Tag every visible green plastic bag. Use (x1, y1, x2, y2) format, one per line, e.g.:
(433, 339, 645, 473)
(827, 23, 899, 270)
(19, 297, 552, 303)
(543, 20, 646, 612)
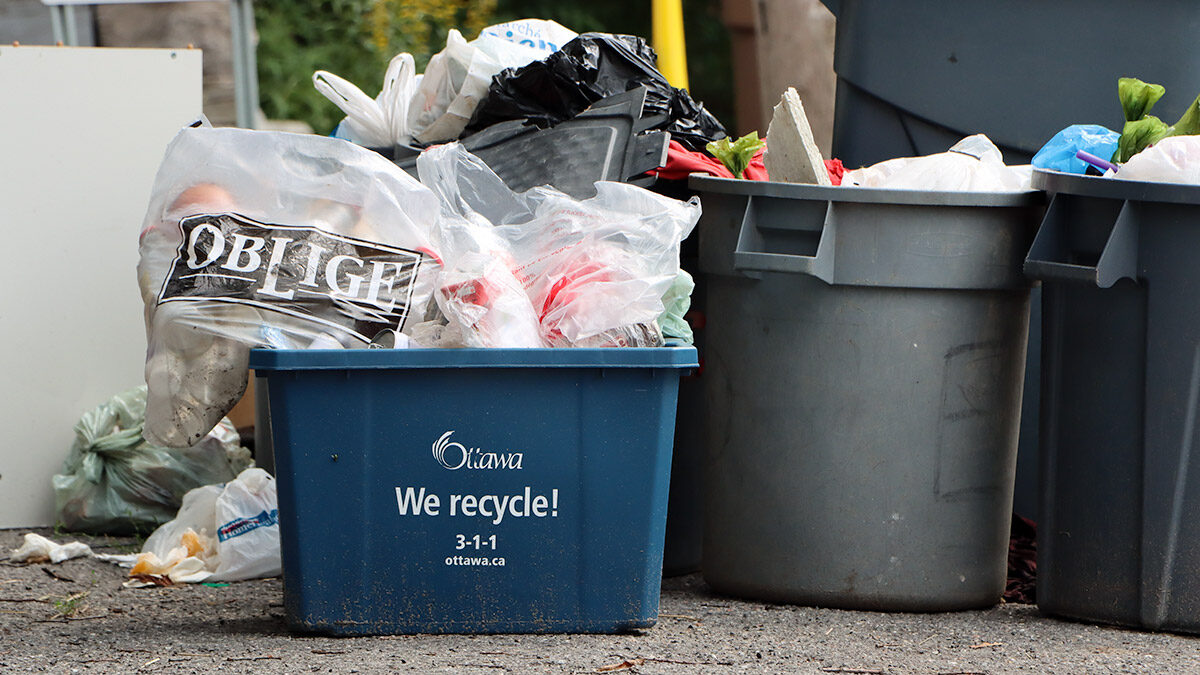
(658, 269, 695, 344)
(53, 386, 252, 535)
(707, 132, 766, 179)
(1114, 77, 1200, 163)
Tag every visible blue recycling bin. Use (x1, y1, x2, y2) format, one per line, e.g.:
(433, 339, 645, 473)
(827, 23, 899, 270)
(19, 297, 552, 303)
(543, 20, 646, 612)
(250, 346, 696, 635)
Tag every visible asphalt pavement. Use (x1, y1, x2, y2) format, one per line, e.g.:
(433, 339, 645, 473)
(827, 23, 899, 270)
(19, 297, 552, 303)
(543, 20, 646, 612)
(2, 528, 1198, 674)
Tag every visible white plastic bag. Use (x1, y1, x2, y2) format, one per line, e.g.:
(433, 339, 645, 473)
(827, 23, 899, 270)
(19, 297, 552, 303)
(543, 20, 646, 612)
(416, 143, 701, 347)
(315, 52, 419, 147)
(137, 124, 443, 447)
(843, 135, 1033, 191)
(407, 29, 549, 144)
(130, 467, 280, 584)
(479, 18, 576, 54)
(211, 467, 280, 580)
(1110, 135, 1200, 185)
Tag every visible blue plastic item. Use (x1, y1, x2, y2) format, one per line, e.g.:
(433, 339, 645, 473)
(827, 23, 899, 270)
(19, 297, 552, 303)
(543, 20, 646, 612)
(1032, 125, 1120, 175)
(249, 346, 696, 635)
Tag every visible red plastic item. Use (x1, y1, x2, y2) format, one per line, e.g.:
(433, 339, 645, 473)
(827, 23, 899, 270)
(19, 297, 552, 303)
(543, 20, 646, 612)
(650, 140, 843, 185)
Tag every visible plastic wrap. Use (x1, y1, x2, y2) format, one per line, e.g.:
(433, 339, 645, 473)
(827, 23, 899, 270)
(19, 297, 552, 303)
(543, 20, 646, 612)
(1110, 135, 1200, 185)
(137, 125, 442, 446)
(408, 29, 558, 144)
(843, 135, 1032, 191)
(417, 143, 701, 348)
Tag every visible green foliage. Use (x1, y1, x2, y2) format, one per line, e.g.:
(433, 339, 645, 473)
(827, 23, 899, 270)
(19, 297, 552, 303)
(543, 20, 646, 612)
(491, 0, 648, 34)
(677, 0, 735, 132)
(255, 0, 496, 135)
(52, 592, 88, 618)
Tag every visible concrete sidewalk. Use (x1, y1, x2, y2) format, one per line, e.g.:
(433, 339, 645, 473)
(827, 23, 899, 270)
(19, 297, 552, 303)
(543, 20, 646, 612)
(2, 528, 1197, 674)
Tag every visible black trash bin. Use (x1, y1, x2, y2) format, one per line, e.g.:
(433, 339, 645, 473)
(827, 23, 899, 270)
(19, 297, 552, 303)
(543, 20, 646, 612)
(820, 0, 1200, 167)
(1027, 168, 1200, 634)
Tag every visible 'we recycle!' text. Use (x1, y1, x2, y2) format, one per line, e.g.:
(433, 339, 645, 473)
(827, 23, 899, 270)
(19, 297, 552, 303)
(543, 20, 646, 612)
(395, 487, 560, 525)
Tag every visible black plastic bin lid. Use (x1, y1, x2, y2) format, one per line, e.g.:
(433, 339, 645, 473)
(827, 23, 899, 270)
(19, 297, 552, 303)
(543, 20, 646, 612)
(393, 88, 669, 199)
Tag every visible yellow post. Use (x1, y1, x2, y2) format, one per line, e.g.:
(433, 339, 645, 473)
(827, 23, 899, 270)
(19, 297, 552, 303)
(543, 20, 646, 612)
(652, 0, 689, 90)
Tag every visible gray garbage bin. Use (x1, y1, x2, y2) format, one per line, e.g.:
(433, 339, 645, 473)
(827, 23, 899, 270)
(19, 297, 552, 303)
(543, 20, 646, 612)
(693, 175, 1043, 610)
(1028, 169, 1200, 634)
(820, 0, 1200, 168)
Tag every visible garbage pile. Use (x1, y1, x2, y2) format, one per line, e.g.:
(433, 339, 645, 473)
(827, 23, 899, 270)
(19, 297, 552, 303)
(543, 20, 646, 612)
(118, 467, 281, 586)
(137, 125, 701, 448)
(137, 19, 741, 450)
(316, 19, 727, 196)
(651, 85, 1034, 192)
(1032, 77, 1200, 184)
(13, 468, 282, 586)
(53, 386, 250, 535)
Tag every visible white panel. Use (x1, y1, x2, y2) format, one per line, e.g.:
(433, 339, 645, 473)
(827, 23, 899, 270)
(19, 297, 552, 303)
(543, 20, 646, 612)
(0, 46, 203, 527)
(42, 1, 223, 6)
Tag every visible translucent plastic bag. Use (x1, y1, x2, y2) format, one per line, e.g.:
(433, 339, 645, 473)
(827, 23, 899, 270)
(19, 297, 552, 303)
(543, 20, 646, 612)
(843, 135, 1033, 191)
(137, 125, 443, 447)
(52, 386, 251, 535)
(315, 52, 419, 147)
(129, 467, 280, 583)
(1110, 135, 1200, 185)
(658, 270, 695, 344)
(407, 29, 551, 144)
(435, 250, 546, 348)
(416, 143, 701, 347)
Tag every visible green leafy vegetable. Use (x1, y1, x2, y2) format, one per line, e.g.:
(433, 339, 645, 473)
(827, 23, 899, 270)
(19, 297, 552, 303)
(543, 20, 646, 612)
(1118, 77, 1165, 122)
(707, 131, 765, 178)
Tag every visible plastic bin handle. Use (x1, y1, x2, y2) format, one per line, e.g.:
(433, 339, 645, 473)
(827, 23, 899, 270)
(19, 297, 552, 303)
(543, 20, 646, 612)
(732, 195, 835, 283)
(1024, 196, 1139, 288)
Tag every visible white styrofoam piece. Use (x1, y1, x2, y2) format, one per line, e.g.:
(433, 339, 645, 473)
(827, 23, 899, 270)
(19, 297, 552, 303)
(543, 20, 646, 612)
(0, 46, 202, 527)
(765, 87, 832, 186)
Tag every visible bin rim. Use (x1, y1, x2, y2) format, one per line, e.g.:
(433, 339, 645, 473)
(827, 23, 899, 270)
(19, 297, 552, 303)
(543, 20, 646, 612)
(1032, 168, 1200, 206)
(249, 346, 699, 371)
(688, 174, 1044, 207)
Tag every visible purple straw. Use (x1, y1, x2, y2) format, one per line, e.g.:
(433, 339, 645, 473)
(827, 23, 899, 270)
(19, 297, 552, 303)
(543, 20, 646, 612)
(1076, 149, 1119, 173)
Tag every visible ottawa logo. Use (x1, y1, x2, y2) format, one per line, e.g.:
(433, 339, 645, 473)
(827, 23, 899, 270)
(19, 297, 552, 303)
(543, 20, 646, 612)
(432, 431, 524, 471)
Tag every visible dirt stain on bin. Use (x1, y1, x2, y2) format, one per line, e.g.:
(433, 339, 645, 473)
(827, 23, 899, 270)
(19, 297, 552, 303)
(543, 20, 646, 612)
(935, 340, 1007, 501)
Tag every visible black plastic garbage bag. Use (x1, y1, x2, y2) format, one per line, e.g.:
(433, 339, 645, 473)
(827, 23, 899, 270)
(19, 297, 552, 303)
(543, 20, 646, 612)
(464, 32, 727, 153)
